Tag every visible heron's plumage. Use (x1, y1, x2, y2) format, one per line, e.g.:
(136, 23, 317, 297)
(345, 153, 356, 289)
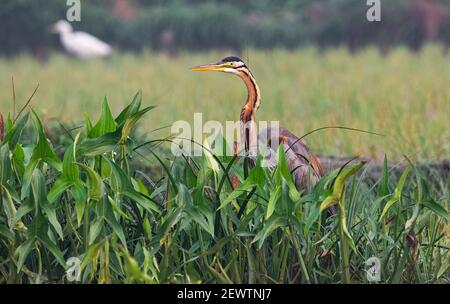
(192, 56, 324, 190)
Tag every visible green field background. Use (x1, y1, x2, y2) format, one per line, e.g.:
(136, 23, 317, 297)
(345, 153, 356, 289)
(1, 45, 449, 160)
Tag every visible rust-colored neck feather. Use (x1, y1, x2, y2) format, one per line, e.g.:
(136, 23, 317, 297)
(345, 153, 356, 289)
(238, 68, 260, 152)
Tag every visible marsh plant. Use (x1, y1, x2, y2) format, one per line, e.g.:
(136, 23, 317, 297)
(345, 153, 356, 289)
(0, 92, 448, 284)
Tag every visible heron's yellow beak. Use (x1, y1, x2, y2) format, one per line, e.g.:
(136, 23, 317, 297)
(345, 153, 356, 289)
(191, 63, 226, 72)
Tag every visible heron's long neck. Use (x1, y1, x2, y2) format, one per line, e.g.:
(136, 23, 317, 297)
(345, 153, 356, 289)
(238, 69, 261, 153)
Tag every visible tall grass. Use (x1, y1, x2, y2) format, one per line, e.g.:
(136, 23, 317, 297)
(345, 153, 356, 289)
(0, 93, 448, 283)
(0, 46, 449, 160)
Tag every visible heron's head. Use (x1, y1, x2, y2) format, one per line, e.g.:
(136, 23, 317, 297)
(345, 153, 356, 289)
(191, 56, 248, 76)
(50, 20, 73, 34)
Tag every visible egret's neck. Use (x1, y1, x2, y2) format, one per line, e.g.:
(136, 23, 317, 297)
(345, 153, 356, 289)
(238, 69, 261, 153)
(58, 29, 73, 37)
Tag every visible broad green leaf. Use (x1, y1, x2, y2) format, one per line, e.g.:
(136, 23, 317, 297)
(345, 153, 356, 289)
(107, 196, 133, 221)
(252, 216, 288, 249)
(159, 207, 183, 245)
(72, 182, 87, 226)
(0, 144, 11, 185)
(3, 112, 29, 149)
(0, 225, 14, 242)
(16, 237, 35, 272)
(275, 146, 300, 202)
(422, 199, 449, 221)
(32, 170, 63, 239)
(104, 201, 127, 245)
(115, 90, 142, 126)
(77, 164, 104, 201)
(219, 178, 254, 209)
(62, 139, 80, 182)
(106, 159, 160, 213)
(320, 196, 338, 213)
(202, 139, 220, 174)
(2, 185, 20, 229)
(20, 158, 40, 199)
(119, 106, 155, 144)
(21, 110, 61, 199)
(118, 245, 153, 283)
(304, 203, 320, 235)
(12, 144, 25, 178)
(88, 98, 117, 138)
(77, 131, 120, 156)
(29, 109, 61, 169)
(47, 179, 73, 204)
(266, 186, 281, 219)
(38, 233, 66, 267)
(89, 218, 103, 245)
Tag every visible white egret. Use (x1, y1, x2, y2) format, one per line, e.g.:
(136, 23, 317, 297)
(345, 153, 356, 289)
(50, 20, 112, 59)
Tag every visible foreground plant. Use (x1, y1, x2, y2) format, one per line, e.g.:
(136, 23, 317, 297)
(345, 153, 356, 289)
(0, 92, 448, 284)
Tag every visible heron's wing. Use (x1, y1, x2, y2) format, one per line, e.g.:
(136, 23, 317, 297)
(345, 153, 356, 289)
(259, 126, 323, 189)
(310, 153, 325, 177)
(63, 32, 112, 58)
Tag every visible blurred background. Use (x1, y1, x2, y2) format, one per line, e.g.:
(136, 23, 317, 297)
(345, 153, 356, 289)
(2, 0, 450, 56)
(0, 0, 449, 160)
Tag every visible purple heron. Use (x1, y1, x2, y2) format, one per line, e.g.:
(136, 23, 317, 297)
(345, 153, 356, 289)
(192, 56, 324, 190)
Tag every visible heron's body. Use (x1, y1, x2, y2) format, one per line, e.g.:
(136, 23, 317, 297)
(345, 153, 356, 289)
(192, 56, 324, 190)
(51, 20, 112, 59)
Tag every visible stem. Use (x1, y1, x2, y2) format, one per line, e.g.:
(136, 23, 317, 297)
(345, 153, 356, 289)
(289, 227, 310, 284)
(339, 215, 351, 284)
(83, 201, 90, 252)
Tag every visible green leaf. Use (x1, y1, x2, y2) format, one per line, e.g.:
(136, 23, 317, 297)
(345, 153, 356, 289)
(16, 237, 35, 272)
(77, 131, 120, 156)
(12, 144, 25, 178)
(47, 179, 73, 204)
(119, 106, 155, 144)
(88, 97, 117, 138)
(81, 242, 103, 271)
(106, 159, 160, 213)
(107, 196, 133, 221)
(422, 199, 449, 221)
(115, 90, 142, 126)
(202, 139, 220, 174)
(89, 218, 103, 244)
(62, 139, 80, 182)
(2, 185, 20, 229)
(72, 182, 87, 226)
(77, 164, 104, 201)
(275, 146, 300, 202)
(0, 144, 11, 185)
(0, 225, 14, 242)
(159, 207, 183, 244)
(220, 178, 254, 209)
(38, 233, 66, 267)
(123, 191, 160, 214)
(252, 216, 288, 249)
(266, 186, 281, 220)
(29, 109, 61, 169)
(3, 112, 29, 149)
(21, 110, 62, 199)
(21, 158, 40, 199)
(104, 201, 127, 245)
(319, 195, 338, 213)
(32, 170, 63, 239)
(379, 166, 411, 222)
(304, 203, 320, 235)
